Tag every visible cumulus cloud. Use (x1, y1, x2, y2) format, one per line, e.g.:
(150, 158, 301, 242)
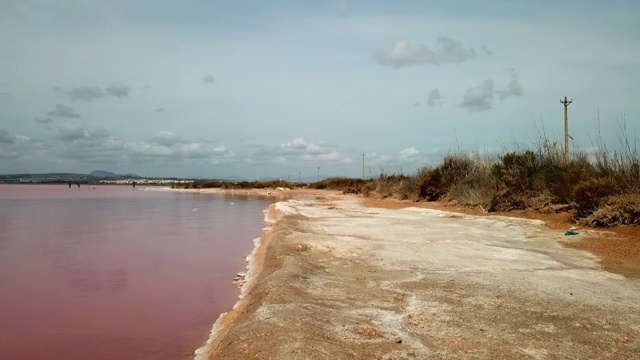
(148, 131, 186, 147)
(0, 125, 236, 169)
(126, 131, 235, 164)
(281, 137, 311, 151)
(459, 79, 494, 112)
(427, 88, 442, 107)
(47, 103, 81, 118)
(498, 71, 524, 100)
(56, 83, 131, 100)
(56, 123, 110, 142)
(369, 147, 442, 175)
(399, 147, 420, 158)
(0, 129, 34, 159)
(34, 117, 53, 124)
(249, 137, 352, 164)
(0, 128, 17, 144)
(373, 37, 486, 68)
(202, 74, 215, 84)
(106, 82, 130, 98)
(66, 86, 106, 100)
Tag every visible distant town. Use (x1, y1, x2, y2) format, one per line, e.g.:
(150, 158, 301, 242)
(0, 170, 193, 185)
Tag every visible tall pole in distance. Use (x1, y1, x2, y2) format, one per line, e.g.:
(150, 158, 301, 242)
(560, 96, 573, 161)
(317, 166, 320, 181)
(361, 153, 366, 179)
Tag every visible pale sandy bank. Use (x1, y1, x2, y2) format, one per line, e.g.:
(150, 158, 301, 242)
(194, 193, 639, 359)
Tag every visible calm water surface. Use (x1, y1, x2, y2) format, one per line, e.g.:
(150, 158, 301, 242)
(0, 185, 273, 360)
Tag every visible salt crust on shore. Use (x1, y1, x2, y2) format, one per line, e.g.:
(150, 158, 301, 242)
(196, 195, 640, 359)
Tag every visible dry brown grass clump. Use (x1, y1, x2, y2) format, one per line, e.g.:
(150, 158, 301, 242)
(578, 194, 640, 227)
(418, 155, 476, 201)
(310, 177, 375, 196)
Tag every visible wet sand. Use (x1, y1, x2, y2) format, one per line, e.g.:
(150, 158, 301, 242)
(192, 190, 640, 359)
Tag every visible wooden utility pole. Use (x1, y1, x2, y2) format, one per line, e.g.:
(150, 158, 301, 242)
(560, 96, 573, 160)
(361, 153, 366, 179)
(317, 166, 320, 181)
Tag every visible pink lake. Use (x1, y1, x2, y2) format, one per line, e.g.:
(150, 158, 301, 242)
(0, 185, 273, 360)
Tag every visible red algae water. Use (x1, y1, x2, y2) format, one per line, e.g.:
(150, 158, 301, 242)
(0, 185, 273, 360)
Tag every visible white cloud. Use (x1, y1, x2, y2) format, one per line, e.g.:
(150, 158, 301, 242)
(459, 80, 494, 112)
(250, 137, 352, 164)
(399, 147, 420, 158)
(281, 137, 309, 150)
(125, 135, 235, 164)
(318, 150, 350, 162)
(56, 123, 110, 142)
(373, 37, 485, 68)
(148, 131, 185, 147)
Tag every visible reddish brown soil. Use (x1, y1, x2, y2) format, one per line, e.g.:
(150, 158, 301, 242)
(360, 196, 640, 279)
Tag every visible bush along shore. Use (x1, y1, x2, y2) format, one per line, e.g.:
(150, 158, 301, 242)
(310, 141, 639, 228)
(173, 179, 297, 191)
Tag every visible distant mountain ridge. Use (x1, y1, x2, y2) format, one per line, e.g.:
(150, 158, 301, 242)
(89, 170, 116, 177)
(89, 170, 141, 178)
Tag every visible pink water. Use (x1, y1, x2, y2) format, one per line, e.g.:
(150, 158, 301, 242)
(0, 185, 273, 360)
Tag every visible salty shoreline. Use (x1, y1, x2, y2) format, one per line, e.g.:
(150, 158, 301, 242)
(168, 188, 640, 359)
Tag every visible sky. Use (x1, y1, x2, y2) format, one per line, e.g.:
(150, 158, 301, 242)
(1, 0, 639, 179)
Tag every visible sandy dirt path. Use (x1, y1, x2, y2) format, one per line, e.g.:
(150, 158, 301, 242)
(201, 195, 640, 359)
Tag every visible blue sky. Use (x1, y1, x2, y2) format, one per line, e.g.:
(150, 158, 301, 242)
(1, 1, 639, 179)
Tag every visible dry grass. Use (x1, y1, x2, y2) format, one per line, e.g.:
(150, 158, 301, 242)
(307, 132, 639, 228)
(578, 194, 640, 227)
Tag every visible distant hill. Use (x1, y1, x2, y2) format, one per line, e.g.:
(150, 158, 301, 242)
(89, 170, 116, 177)
(89, 170, 141, 178)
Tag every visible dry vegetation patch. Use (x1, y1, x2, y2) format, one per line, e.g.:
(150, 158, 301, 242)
(579, 194, 640, 227)
(308, 138, 640, 229)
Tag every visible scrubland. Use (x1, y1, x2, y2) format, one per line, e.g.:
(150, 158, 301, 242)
(311, 135, 639, 228)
